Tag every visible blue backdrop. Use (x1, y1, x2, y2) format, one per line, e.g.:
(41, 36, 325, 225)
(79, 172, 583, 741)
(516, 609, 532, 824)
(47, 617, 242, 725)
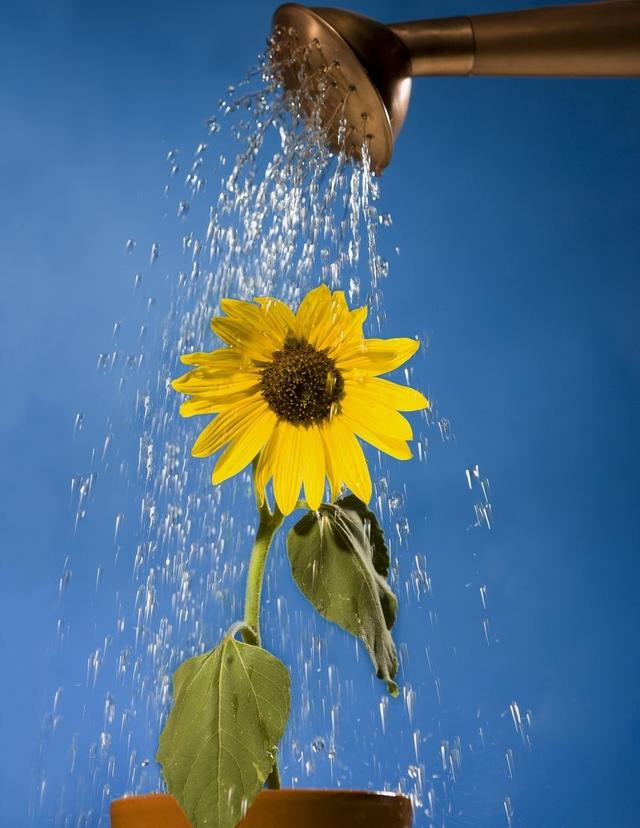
(1, 1, 639, 826)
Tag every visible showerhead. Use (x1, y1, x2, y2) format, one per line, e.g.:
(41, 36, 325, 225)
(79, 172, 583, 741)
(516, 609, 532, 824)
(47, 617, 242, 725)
(271, 1, 640, 174)
(271, 4, 413, 173)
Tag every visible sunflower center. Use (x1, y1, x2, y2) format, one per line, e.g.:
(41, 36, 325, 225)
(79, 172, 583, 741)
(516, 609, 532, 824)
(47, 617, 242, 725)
(260, 339, 344, 425)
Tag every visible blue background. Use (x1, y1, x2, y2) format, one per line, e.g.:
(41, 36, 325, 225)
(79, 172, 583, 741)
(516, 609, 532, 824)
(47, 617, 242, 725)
(1, 0, 639, 825)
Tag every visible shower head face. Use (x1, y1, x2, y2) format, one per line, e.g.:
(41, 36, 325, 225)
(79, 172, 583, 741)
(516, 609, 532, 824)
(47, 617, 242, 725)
(271, 3, 412, 173)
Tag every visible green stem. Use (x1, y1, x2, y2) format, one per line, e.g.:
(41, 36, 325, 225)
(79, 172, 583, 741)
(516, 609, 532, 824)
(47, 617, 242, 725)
(242, 501, 283, 645)
(241, 492, 284, 789)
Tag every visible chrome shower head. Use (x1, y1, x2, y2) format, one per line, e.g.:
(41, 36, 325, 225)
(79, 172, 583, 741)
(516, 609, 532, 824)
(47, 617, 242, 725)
(271, 4, 413, 173)
(271, 1, 640, 174)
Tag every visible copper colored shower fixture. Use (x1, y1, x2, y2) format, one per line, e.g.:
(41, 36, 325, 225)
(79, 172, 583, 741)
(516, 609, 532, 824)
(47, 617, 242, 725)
(271, 1, 640, 172)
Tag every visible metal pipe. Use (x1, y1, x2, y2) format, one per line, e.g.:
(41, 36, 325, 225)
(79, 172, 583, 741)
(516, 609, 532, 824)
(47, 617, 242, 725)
(390, 1, 640, 77)
(271, 2, 640, 172)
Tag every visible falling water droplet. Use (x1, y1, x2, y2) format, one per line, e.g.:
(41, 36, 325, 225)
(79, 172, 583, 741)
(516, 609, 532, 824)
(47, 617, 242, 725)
(466, 465, 480, 488)
(503, 796, 515, 827)
(59, 570, 72, 597)
(389, 492, 402, 510)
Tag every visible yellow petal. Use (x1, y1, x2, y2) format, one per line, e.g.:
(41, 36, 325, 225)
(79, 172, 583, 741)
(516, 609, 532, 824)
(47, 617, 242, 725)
(331, 290, 349, 314)
(358, 377, 429, 411)
(340, 402, 412, 460)
(271, 422, 304, 514)
(211, 317, 276, 363)
(179, 398, 226, 417)
(254, 296, 299, 341)
(179, 349, 246, 369)
(219, 297, 264, 323)
(254, 426, 278, 498)
(301, 426, 326, 510)
(219, 298, 287, 349)
(212, 408, 277, 484)
(191, 394, 267, 458)
(344, 305, 369, 339)
(336, 337, 420, 375)
(322, 416, 372, 504)
(296, 284, 331, 333)
(318, 421, 341, 501)
(171, 368, 260, 397)
(319, 307, 369, 361)
(341, 391, 413, 440)
(256, 421, 304, 514)
(307, 291, 351, 352)
(373, 436, 412, 460)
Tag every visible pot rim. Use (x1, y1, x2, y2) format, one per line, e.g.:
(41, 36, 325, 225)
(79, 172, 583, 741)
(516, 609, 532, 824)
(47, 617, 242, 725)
(113, 788, 410, 801)
(252, 789, 409, 799)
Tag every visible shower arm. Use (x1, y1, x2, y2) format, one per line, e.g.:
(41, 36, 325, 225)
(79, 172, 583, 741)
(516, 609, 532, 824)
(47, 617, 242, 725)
(388, 0, 640, 76)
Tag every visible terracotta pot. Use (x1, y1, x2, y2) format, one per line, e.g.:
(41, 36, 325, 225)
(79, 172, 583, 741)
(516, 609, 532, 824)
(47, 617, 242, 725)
(110, 789, 413, 827)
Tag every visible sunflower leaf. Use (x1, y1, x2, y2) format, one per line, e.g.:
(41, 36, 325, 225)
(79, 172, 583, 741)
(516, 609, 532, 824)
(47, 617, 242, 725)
(157, 636, 291, 828)
(287, 494, 399, 696)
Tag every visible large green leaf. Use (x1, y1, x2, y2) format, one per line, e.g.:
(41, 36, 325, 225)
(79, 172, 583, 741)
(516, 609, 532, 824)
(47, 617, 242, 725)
(157, 636, 290, 828)
(287, 494, 399, 695)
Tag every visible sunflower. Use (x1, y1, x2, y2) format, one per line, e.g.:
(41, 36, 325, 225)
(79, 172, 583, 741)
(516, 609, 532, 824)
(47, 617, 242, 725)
(172, 285, 429, 514)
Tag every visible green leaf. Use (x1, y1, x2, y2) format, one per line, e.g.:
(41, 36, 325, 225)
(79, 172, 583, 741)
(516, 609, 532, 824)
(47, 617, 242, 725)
(157, 637, 291, 828)
(287, 494, 399, 696)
